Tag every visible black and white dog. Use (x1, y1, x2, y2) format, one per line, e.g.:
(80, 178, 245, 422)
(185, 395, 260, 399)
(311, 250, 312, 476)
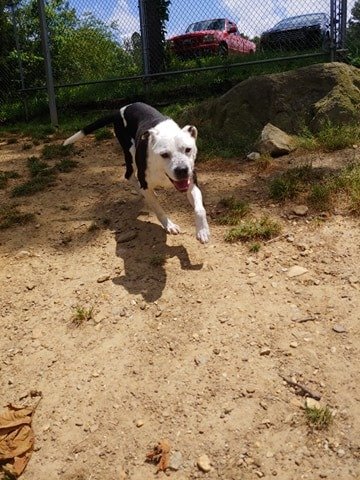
(64, 102, 210, 243)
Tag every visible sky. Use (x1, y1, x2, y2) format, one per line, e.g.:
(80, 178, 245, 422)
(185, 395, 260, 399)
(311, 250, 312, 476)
(71, 0, 357, 40)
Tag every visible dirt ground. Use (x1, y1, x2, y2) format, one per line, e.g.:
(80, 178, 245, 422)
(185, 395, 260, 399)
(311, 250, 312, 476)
(0, 134, 359, 480)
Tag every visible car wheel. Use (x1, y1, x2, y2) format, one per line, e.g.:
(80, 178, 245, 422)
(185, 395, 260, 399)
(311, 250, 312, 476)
(218, 42, 228, 57)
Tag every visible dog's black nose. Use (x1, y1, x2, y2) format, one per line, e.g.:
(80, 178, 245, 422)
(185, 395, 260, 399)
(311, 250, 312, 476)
(174, 166, 189, 179)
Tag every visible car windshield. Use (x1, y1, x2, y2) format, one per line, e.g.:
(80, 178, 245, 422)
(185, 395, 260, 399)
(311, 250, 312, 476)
(272, 13, 327, 30)
(186, 19, 225, 33)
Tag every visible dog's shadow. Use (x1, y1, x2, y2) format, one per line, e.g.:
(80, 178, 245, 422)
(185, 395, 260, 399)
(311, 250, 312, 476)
(112, 216, 203, 302)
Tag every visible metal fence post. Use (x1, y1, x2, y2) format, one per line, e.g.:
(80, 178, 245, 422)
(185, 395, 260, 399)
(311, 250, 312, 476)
(339, 0, 347, 50)
(329, 0, 337, 61)
(37, 0, 58, 127)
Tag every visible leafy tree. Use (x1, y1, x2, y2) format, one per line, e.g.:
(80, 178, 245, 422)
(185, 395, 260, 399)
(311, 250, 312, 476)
(0, 1, 16, 99)
(347, 0, 360, 66)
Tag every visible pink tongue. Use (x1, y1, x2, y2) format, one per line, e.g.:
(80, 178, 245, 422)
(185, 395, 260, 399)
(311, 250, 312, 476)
(173, 178, 190, 192)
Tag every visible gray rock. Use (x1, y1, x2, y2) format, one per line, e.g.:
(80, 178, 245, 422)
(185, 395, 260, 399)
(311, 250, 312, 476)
(255, 123, 296, 157)
(292, 205, 309, 216)
(287, 266, 308, 278)
(332, 324, 347, 333)
(169, 451, 183, 471)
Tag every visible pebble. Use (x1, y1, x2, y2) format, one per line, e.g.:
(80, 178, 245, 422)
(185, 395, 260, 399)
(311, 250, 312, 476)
(289, 341, 298, 348)
(260, 347, 271, 356)
(197, 454, 211, 472)
(135, 419, 144, 428)
(287, 266, 308, 278)
(292, 205, 309, 216)
(337, 448, 345, 458)
(305, 398, 320, 409)
(97, 275, 110, 283)
(332, 324, 347, 333)
(247, 152, 261, 161)
(169, 451, 183, 471)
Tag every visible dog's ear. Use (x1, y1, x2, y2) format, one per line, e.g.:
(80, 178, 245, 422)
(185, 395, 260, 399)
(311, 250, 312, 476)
(183, 125, 198, 139)
(141, 131, 150, 141)
(141, 128, 156, 143)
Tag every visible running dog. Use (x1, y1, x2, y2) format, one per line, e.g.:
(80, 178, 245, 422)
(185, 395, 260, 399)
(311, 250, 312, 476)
(63, 102, 210, 243)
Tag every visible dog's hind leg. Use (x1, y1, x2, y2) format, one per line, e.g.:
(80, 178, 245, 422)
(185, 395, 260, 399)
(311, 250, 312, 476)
(186, 180, 210, 243)
(141, 189, 181, 235)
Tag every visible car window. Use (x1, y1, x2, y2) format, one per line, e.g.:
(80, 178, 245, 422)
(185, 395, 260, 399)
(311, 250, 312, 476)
(186, 18, 225, 33)
(273, 13, 327, 30)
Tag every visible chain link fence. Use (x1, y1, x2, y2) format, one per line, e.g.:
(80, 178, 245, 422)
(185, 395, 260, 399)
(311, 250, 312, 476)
(0, 0, 356, 124)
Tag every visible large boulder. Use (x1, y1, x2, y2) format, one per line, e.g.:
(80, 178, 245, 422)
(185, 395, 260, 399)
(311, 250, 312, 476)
(181, 62, 360, 151)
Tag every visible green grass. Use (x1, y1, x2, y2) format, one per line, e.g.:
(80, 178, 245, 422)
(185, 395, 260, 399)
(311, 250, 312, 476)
(216, 197, 250, 225)
(42, 143, 74, 159)
(269, 164, 319, 202)
(71, 305, 94, 327)
(94, 128, 113, 141)
(269, 160, 360, 213)
(224, 216, 281, 243)
(297, 123, 360, 152)
(305, 405, 333, 429)
(0, 205, 35, 229)
(55, 158, 79, 172)
(11, 175, 55, 197)
(0, 170, 20, 189)
(27, 156, 51, 177)
(249, 242, 261, 253)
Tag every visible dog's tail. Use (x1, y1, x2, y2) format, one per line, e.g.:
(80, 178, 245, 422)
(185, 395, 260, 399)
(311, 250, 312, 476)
(63, 111, 121, 146)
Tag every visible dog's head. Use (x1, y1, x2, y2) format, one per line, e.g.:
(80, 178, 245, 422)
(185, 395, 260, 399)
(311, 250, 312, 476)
(144, 119, 198, 192)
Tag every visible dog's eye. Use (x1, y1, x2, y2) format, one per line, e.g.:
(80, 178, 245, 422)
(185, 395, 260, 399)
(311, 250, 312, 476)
(185, 147, 192, 154)
(160, 152, 170, 159)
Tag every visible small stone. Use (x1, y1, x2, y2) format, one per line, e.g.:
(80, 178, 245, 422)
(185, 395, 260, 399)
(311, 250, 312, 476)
(197, 454, 211, 472)
(169, 451, 183, 471)
(97, 274, 110, 283)
(292, 205, 309, 216)
(305, 398, 320, 409)
(194, 355, 209, 366)
(247, 152, 261, 161)
(260, 347, 271, 356)
(332, 324, 347, 333)
(287, 266, 308, 278)
(213, 347, 221, 355)
(337, 448, 345, 458)
(289, 341, 298, 348)
(135, 419, 144, 428)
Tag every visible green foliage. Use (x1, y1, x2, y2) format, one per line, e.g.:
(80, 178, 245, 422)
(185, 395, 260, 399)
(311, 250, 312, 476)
(305, 405, 333, 429)
(347, 0, 360, 66)
(94, 128, 113, 141)
(11, 174, 55, 197)
(216, 197, 250, 225)
(71, 305, 94, 327)
(27, 156, 51, 176)
(42, 143, 73, 159)
(269, 164, 314, 201)
(0, 170, 20, 189)
(0, 205, 35, 229)
(224, 217, 281, 243)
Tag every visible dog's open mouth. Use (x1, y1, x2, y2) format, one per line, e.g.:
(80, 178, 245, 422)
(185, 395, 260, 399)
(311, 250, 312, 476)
(169, 177, 191, 192)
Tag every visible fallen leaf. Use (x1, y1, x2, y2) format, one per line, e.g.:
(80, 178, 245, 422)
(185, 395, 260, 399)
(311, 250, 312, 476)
(146, 439, 171, 473)
(0, 403, 38, 478)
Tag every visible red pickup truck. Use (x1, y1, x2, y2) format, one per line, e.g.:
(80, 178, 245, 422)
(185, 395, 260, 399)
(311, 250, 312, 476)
(168, 18, 256, 59)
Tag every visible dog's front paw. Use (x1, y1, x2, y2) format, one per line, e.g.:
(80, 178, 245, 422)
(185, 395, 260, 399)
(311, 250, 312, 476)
(164, 219, 181, 235)
(196, 227, 210, 244)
